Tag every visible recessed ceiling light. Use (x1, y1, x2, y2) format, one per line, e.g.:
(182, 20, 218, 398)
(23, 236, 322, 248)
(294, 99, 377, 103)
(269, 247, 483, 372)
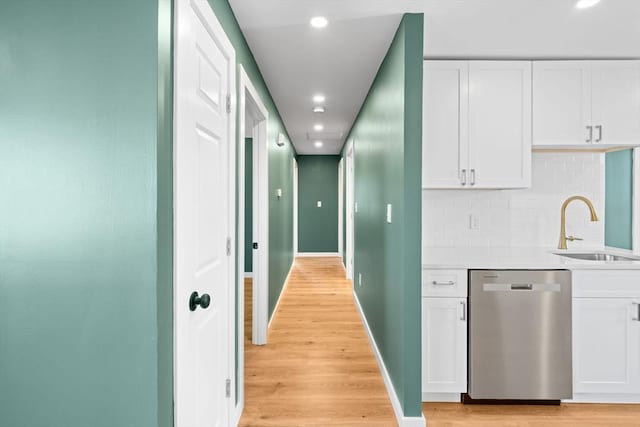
(310, 16, 328, 29)
(314, 124, 324, 131)
(314, 141, 323, 148)
(312, 94, 325, 103)
(313, 106, 325, 113)
(575, 0, 600, 9)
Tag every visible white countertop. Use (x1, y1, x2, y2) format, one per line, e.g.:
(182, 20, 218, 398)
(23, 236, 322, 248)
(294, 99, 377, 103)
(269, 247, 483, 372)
(423, 246, 640, 270)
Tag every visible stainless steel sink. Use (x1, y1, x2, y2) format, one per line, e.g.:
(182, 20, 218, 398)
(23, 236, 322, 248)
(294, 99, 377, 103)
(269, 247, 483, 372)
(554, 252, 640, 261)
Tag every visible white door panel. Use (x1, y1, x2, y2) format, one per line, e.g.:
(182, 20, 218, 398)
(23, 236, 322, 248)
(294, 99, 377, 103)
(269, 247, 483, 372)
(533, 61, 592, 146)
(423, 61, 468, 188)
(591, 60, 640, 146)
(468, 61, 531, 189)
(175, 0, 235, 425)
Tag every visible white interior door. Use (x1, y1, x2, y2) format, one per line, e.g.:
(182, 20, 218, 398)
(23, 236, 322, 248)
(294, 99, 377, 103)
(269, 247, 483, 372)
(532, 61, 592, 146)
(468, 61, 531, 189)
(345, 141, 354, 281)
(591, 60, 640, 146)
(338, 158, 343, 258)
(174, 0, 235, 425)
(293, 158, 298, 255)
(423, 61, 469, 188)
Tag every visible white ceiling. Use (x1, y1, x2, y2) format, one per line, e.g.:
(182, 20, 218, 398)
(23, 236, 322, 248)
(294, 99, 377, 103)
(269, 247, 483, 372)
(229, 0, 640, 155)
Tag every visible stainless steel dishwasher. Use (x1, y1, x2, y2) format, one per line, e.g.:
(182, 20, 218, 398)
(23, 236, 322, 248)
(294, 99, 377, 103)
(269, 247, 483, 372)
(468, 270, 572, 401)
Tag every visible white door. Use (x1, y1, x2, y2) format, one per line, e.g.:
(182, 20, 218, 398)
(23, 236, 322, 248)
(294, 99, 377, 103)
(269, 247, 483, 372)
(338, 158, 343, 258)
(423, 61, 469, 188)
(573, 298, 640, 394)
(293, 158, 298, 255)
(345, 141, 354, 281)
(468, 61, 531, 189)
(174, 0, 235, 425)
(532, 61, 592, 146)
(422, 297, 467, 395)
(591, 60, 640, 146)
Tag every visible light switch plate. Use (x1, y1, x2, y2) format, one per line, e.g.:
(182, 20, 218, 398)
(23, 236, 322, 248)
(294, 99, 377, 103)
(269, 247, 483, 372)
(277, 188, 282, 199)
(317, 200, 322, 208)
(386, 204, 392, 223)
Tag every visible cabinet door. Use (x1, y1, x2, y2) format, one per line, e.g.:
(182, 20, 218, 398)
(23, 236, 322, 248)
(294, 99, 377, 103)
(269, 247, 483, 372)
(532, 61, 592, 147)
(591, 60, 640, 146)
(423, 61, 468, 188)
(422, 297, 467, 394)
(573, 298, 640, 394)
(468, 61, 531, 188)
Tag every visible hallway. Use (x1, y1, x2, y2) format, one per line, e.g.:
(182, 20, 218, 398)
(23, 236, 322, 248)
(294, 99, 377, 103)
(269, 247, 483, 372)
(239, 257, 396, 426)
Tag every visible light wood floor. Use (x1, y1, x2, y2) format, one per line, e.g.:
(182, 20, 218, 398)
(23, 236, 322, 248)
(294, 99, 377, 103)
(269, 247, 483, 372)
(239, 257, 396, 426)
(422, 402, 640, 427)
(241, 257, 640, 427)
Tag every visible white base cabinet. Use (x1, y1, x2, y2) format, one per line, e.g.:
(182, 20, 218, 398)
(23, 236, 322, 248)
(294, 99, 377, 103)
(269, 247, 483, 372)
(571, 270, 640, 403)
(422, 269, 467, 402)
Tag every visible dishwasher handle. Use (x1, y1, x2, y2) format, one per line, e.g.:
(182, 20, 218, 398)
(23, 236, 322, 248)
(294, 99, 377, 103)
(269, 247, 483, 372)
(511, 284, 533, 290)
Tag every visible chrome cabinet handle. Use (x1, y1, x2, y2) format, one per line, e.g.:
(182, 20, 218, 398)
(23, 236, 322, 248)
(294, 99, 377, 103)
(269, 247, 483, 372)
(432, 280, 455, 286)
(633, 302, 640, 321)
(586, 126, 593, 143)
(595, 125, 603, 143)
(460, 301, 466, 321)
(461, 169, 467, 186)
(470, 169, 476, 186)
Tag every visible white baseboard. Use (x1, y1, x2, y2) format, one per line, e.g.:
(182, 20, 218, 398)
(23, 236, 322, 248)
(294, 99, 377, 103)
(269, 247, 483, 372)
(422, 392, 461, 403)
(353, 291, 426, 427)
(296, 252, 341, 257)
(268, 260, 295, 329)
(243, 272, 253, 278)
(567, 394, 640, 404)
(233, 400, 244, 426)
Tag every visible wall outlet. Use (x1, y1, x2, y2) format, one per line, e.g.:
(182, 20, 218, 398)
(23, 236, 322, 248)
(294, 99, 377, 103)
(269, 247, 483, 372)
(358, 273, 362, 287)
(386, 204, 392, 223)
(469, 214, 480, 230)
(317, 200, 322, 208)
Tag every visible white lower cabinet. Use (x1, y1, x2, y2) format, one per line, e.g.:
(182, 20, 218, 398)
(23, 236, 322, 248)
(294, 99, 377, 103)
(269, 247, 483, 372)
(422, 268, 468, 402)
(572, 271, 640, 402)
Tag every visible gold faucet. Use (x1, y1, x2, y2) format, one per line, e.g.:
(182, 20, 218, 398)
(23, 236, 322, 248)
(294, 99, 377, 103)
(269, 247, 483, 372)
(558, 196, 599, 250)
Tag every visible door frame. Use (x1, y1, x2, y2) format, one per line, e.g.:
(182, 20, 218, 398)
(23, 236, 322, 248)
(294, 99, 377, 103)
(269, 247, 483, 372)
(634, 148, 639, 253)
(338, 158, 344, 259)
(237, 65, 269, 420)
(293, 158, 299, 255)
(345, 139, 355, 281)
(173, 0, 236, 424)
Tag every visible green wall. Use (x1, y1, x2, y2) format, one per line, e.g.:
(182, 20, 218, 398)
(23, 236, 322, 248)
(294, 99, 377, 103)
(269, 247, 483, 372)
(341, 14, 424, 418)
(0, 0, 172, 426)
(297, 155, 340, 253)
(605, 150, 634, 250)
(245, 138, 253, 272)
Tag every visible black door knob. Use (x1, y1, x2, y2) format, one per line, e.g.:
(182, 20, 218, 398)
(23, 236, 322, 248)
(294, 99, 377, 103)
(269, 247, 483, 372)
(189, 291, 211, 311)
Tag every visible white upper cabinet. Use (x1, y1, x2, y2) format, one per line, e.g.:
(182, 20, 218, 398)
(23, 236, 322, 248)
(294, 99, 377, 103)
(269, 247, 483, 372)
(423, 61, 468, 188)
(468, 61, 532, 189)
(533, 61, 592, 146)
(423, 60, 532, 189)
(533, 60, 640, 148)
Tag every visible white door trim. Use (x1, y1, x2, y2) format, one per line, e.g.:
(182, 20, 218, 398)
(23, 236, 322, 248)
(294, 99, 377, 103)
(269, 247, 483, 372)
(345, 139, 355, 281)
(293, 158, 299, 255)
(338, 158, 344, 259)
(634, 148, 639, 254)
(174, 0, 236, 424)
(237, 65, 269, 422)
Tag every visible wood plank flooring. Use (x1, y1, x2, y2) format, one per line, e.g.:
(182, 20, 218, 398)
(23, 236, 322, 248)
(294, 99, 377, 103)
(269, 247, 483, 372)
(422, 402, 640, 427)
(240, 257, 640, 426)
(239, 257, 396, 426)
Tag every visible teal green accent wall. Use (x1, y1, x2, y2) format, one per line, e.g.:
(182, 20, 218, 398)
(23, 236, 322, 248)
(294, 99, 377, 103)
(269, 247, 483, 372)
(245, 138, 253, 272)
(204, 0, 296, 403)
(340, 14, 424, 418)
(605, 150, 634, 250)
(297, 156, 340, 253)
(0, 1, 172, 426)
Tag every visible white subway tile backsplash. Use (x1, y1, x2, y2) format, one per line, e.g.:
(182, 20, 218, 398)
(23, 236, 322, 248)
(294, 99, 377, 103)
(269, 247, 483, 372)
(423, 153, 606, 249)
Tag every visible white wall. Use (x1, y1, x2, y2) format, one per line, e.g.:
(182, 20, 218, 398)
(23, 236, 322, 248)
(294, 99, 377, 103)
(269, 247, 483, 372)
(423, 152, 605, 248)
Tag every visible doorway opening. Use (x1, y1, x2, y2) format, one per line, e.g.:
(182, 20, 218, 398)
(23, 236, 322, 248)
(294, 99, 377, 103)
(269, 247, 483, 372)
(345, 139, 355, 281)
(236, 65, 269, 422)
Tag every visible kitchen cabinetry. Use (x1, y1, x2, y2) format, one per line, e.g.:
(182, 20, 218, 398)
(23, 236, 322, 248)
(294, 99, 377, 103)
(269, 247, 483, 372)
(572, 270, 640, 402)
(423, 61, 532, 189)
(533, 60, 640, 148)
(422, 269, 467, 401)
